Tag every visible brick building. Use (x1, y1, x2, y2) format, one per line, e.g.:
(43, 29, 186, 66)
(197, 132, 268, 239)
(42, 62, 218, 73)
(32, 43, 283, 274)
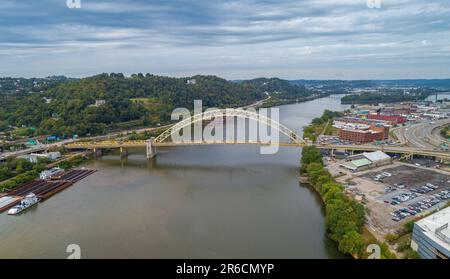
(339, 124, 389, 144)
(366, 113, 407, 124)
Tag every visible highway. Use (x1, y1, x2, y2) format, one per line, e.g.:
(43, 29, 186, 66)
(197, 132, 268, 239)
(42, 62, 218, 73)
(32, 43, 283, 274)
(0, 139, 76, 161)
(0, 96, 276, 162)
(396, 119, 449, 149)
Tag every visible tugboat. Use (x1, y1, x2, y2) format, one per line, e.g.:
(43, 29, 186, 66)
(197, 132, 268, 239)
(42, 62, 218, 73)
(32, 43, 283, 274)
(7, 193, 40, 215)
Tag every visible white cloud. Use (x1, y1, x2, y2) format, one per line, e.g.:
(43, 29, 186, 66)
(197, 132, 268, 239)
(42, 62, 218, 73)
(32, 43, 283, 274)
(0, 0, 450, 79)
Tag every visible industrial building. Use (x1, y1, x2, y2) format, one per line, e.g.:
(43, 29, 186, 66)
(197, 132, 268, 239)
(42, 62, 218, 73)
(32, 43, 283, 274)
(334, 117, 390, 143)
(366, 113, 407, 124)
(340, 158, 373, 172)
(340, 151, 392, 172)
(359, 151, 392, 167)
(339, 125, 389, 143)
(411, 206, 450, 259)
(18, 152, 61, 163)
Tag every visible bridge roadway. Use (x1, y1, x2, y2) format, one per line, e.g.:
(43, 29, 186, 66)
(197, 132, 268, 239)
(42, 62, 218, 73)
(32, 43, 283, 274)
(394, 119, 449, 149)
(64, 140, 450, 160)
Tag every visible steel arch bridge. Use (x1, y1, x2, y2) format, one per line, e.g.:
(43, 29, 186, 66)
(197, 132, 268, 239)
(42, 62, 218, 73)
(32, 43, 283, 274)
(63, 109, 450, 161)
(153, 108, 304, 145)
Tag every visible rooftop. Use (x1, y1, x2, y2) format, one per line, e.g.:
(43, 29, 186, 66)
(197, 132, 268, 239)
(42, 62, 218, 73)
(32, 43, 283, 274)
(416, 206, 450, 250)
(351, 158, 372, 167)
(362, 151, 391, 162)
(340, 158, 372, 170)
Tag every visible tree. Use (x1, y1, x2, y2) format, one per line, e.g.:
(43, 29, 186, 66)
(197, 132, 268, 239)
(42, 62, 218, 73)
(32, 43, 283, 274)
(338, 230, 364, 255)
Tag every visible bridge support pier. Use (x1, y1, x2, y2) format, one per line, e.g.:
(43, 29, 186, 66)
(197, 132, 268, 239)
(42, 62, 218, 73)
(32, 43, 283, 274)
(146, 138, 157, 159)
(120, 147, 128, 158)
(93, 148, 102, 158)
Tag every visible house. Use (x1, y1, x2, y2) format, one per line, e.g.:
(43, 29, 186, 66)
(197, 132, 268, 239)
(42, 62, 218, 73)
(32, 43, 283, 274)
(186, 79, 197, 85)
(95, 100, 106, 107)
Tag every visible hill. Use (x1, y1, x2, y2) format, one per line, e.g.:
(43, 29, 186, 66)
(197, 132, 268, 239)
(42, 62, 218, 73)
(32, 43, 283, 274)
(0, 74, 268, 136)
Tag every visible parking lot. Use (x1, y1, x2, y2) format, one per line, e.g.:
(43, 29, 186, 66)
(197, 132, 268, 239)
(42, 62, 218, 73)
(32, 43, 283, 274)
(340, 164, 450, 235)
(363, 165, 449, 219)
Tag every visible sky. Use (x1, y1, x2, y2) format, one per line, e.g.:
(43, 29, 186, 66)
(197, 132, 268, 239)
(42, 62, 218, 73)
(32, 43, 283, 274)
(1, 0, 450, 80)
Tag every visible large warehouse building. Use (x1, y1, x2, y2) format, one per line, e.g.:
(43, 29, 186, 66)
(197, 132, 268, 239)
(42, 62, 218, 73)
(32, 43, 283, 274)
(411, 207, 450, 259)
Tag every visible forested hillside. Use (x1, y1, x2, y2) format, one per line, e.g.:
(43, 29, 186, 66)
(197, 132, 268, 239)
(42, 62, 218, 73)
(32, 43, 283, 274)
(0, 74, 272, 137)
(341, 88, 434, 104)
(242, 77, 311, 99)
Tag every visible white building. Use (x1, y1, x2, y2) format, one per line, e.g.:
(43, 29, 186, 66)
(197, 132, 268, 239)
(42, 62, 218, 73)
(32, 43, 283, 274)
(19, 152, 61, 163)
(39, 167, 64, 180)
(361, 151, 392, 166)
(411, 207, 450, 259)
(95, 100, 106, 107)
(344, 151, 392, 171)
(186, 79, 197, 85)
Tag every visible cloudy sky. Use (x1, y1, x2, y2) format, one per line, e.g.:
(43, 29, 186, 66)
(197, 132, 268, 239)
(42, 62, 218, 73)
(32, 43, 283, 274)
(1, 0, 450, 79)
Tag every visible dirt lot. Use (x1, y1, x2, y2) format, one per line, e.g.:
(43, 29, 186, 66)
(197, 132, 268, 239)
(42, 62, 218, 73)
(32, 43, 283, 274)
(326, 160, 450, 236)
(361, 165, 449, 188)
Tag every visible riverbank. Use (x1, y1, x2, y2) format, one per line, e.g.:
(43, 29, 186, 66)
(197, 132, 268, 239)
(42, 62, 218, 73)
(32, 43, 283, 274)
(300, 146, 397, 259)
(0, 94, 351, 258)
(258, 94, 327, 109)
(0, 152, 91, 193)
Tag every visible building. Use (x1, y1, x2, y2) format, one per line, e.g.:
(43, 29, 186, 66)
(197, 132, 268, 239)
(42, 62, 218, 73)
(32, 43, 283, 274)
(366, 113, 407, 125)
(340, 158, 372, 172)
(335, 117, 389, 127)
(360, 151, 392, 166)
(39, 167, 64, 180)
(95, 100, 106, 107)
(19, 152, 61, 163)
(423, 112, 446, 119)
(339, 128, 386, 143)
(348, 151, 392, 166)
(341, 151, 391, 171)
(382, 105, 412, 116)
(186, 79, 197, 85)
(369, 124, 390, 140)
(334, 117, 390, 144)
(411, 207, 450, 259)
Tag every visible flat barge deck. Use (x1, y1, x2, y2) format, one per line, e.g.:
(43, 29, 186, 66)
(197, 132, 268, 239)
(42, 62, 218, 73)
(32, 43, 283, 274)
(0, 169, 97, 213)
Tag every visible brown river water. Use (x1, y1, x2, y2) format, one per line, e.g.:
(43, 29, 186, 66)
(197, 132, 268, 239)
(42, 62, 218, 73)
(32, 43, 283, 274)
(0, 95, 349, 258)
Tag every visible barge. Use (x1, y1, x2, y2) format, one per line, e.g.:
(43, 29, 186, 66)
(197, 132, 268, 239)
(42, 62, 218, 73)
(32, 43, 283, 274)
(7, 193, 40, 215)
(1, 168, 97, 214)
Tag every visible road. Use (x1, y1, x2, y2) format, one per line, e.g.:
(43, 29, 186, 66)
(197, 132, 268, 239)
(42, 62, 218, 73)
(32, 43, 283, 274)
(395, 119, 449, 149)
(65, 140, 450, 160)
(0, 138, 77, 161)
(0, 96, 273, 161)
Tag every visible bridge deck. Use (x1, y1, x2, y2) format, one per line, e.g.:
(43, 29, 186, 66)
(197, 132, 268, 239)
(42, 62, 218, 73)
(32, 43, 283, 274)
(64, 141, 450, 160)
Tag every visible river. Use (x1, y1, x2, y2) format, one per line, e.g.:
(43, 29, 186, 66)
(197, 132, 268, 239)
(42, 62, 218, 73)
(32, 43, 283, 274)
(0, 95, 349, 259)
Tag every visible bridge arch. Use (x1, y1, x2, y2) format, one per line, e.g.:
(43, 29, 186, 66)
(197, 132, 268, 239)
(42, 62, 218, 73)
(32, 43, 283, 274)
(153, 108, 305, 145)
